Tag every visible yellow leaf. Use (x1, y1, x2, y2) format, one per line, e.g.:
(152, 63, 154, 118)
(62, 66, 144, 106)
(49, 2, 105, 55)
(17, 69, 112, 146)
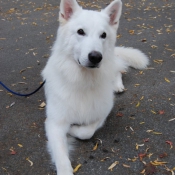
(108, 161, 119, 171)
(73, 164, 82, 173)
(151, 110, 157, 114)
(140, 122, 145, 124)
(150, 160, 167, 166)
(152, 132, 162, 135)
(18, 144, 23, 148)
(93, 142, 98, 151)
(129, 30, 135, 35)
(136, 101, 140, 107)
(165, 77, 170, 83)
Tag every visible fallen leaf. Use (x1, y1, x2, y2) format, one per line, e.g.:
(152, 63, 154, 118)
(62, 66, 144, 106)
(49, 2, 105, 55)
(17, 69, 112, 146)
(129, 30, 135, 35)
(101, 157, 110, 162)
(73, 164, 82, 173)
(139, 153, 147, 161)
(93, 142, 98, 151)
(159, 152, 168, 158)
(141, 39, 147, 42)
(151, 45, 158, 49)
(150, 160, 167, 166)
(169, 118, 175, 121)
(151, 110, 157, 114)
(108, 161, 119, 171)
(143, 138, 149, 142)
(128, 157, 137, 162)
(153, 60, 163, 64)
(116, 112, 123, 117)
(159, 110, 165, 115)
(145, 163, 157, 174)
(140, 122, 145, 124)
(152, 132, 162, 135)
(140, 96, 144, 100)
(146, 130, 154, 133)
(10, 150, 17, 155)
(140, 169, 146, 174)
(26, 157, 33, 166)
(18, 144, 23, 148)
(166, 141, 173, 149)
(170, 53, 175, 57)
(136, 101, 140, 107)
(123, 164, 130, 168)
(39, 102, 46, 108)
(165, 77, 170, 83)
(136, 143, 144, 150)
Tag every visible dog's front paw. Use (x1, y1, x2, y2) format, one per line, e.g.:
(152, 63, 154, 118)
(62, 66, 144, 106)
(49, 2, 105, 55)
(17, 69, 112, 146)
(114, 81, 125, 93)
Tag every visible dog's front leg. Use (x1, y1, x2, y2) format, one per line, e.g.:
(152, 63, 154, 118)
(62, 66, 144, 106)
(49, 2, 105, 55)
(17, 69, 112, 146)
(45, 118, 73, 175)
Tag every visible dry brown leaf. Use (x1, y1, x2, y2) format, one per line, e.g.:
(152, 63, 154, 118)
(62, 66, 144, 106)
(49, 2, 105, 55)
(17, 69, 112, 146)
(129, 30, 135, 35)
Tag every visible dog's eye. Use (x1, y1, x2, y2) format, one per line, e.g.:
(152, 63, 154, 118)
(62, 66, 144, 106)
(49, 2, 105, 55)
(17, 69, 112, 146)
(100, 32, 107, 39)
(77, 29, 85, 36)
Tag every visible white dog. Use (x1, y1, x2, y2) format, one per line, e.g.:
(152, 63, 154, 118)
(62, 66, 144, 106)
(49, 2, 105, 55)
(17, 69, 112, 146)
(42, 0, 149, 174)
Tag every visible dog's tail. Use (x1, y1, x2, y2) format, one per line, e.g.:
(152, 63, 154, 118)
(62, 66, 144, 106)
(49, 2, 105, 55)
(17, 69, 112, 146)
(114, 47, 149, 69)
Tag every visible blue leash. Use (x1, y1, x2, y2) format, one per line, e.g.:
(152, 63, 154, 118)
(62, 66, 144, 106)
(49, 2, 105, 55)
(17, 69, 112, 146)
(0, 80, 46, 97)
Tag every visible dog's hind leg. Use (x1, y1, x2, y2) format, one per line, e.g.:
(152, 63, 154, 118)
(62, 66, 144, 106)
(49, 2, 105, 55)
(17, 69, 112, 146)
(45, 117, 73, 175)
(68, 119, 105, 140)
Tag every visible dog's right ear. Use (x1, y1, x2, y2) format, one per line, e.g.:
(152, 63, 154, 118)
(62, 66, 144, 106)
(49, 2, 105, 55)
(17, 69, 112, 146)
(59, 0, 81, 22)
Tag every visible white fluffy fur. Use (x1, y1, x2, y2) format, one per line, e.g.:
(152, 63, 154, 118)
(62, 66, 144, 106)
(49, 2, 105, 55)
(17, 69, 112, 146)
(42, 0, 149, 174)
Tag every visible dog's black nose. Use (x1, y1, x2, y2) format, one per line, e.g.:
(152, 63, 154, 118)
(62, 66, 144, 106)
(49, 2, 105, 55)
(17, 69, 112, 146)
(88, 51, 102, 64)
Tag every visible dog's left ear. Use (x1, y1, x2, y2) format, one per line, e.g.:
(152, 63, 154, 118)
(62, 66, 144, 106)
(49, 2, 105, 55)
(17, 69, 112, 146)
(103, 0, 122, 26)
(59, 0, 81, 21)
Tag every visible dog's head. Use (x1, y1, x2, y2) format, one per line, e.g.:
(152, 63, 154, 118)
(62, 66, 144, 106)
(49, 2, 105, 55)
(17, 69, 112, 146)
(59, 0, 122, 68)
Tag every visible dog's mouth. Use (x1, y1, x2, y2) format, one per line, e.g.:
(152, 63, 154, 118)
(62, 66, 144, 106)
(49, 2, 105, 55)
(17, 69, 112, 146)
(78, 60, 99, 69)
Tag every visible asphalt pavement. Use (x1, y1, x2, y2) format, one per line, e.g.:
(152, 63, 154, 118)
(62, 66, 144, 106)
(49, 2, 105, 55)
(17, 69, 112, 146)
(0, 0, 175, 175)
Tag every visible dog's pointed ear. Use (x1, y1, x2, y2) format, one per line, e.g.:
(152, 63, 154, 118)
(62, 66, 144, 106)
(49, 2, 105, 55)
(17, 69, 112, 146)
(103, 0, 122, 26)
(59, 0, 81, 21)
